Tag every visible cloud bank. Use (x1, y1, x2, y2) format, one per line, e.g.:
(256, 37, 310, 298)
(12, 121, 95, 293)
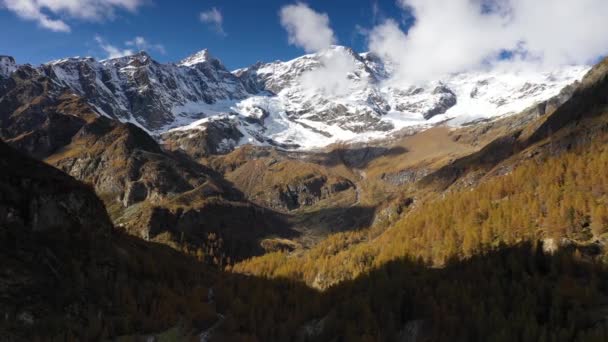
(369, 0, 608, 83)
(1, 0, 144, 32)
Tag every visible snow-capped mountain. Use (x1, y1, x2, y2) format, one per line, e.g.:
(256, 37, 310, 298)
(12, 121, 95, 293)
(38, 50, 250, 130)
(0, 47, 590, 150)
(207, 45, 588, 149)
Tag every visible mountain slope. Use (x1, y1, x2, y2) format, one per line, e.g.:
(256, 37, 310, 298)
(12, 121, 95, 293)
(0, 140, 223, 340)
(233, 57, 608, 288)
(0, 76, 294, 263)
(5, 138, 608, 342)
(421, 57, 608, 191)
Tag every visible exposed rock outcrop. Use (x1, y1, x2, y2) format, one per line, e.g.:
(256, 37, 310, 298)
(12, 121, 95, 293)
(217, 147, 357, 212)
(161, 117, 244, 159)
(273, 175, 354, 211)
(422, 85, 457, 119)
(48, 116, 220, 207)
(382, 168, 430, 186)
(0, 55, 16, 79)
(124, 197, 292, 262)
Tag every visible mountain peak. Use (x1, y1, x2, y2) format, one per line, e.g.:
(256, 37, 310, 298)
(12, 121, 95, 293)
(0, 55, 17, 77)
(316, 45, 359, 59)
(326, 45, 355, 53)
(125, 50, 151, 62)
(179, 49, 223, 68)
(0, 55, 16, 63)
(99, 51, 154, 68)
(133, 50, 150, 58)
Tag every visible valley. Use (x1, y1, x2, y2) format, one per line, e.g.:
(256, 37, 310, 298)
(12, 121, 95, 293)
(2, 48, 608, 341)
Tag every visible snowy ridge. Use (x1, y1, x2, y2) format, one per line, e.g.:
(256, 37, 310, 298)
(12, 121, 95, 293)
(4, 46, 590, 150)
(40, 50, 250, 132)
(179, 49, 218, 67)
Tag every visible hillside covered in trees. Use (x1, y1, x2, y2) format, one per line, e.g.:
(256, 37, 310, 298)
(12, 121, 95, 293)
(233, 127, 608, 287)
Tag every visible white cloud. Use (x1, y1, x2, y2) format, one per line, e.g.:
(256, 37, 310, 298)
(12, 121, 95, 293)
(279, 3, 336, 53)
(199, 7, 225, 36)
(95, 36, 133, 59)
(507, 0, 608, 66)
(368, 0, 608, 84)
(126, 36, 166, 55)
(1, 0, 144, 32)
(278, 4, 357, 97)
(369, 0, 515, 83)
(95, 35, 165, 59)
(300, 48, 359, 97)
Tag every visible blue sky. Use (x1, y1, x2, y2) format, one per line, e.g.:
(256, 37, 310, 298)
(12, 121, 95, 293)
(2, 0, 606, 81)
(0, 0, 408, 69)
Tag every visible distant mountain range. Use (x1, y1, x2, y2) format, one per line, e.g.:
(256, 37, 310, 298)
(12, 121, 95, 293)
(0, 47, 588, 150)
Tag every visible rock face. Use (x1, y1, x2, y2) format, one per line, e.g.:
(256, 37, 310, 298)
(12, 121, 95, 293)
(392, 84, 457, 120)
(125, 199, 291, 261)
(0, 93, 96, 159)
(423, 86, 457, 119)
(0, 67, 229, 208)
(0, 68, 296, 262)
(47, 116, 224, 207)
(216, 147, 357, 212)
(274, 175, 354, 211)
(0, 140, 113, 233)
(161, 117, 244, 159)
(0, 61, 102, 159)
(32, 112, 296, 263)
(38, 51, 250, 130)
(0, 139, 111, 337)
(382, 168, 430, 186)
(0, 55, 16, 78)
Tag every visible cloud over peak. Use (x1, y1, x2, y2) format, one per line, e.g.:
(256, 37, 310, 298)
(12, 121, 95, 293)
(95, 35, 133, 59)
(126, 36, 166, 55)
(96, 35, 165, 59)
(279, 3, 336, 53)
(278, 4, 358, 97)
